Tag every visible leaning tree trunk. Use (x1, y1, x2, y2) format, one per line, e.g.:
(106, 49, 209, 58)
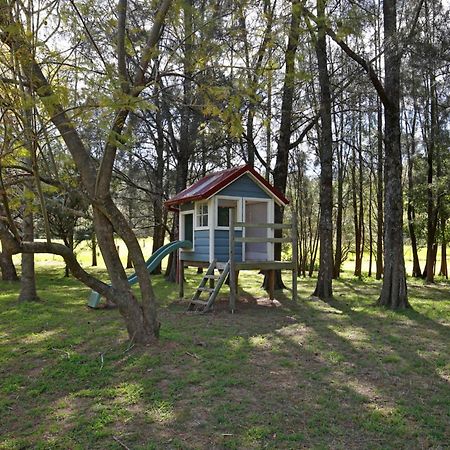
(93, 207, 160, 342)
(0, 249, 18, 281)
(312, 0, 333, 300)
(377, 0, 409, 309)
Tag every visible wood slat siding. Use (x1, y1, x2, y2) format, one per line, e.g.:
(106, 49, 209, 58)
(215, 229, 243, 262)
(219, 174, 270, 199)
(182, 229, 210, 261)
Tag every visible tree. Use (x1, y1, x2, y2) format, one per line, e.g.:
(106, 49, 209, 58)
(303, 0, 419, 308)
(311, 0, 333, 300)
(0, 0, 173, 342)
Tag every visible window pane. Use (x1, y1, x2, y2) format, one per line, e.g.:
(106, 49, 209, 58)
(218, 206, 229, 227)
(197, 203, 208, 227)
(184, 214, 193, 242)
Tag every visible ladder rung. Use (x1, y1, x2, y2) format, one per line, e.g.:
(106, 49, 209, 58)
(197, 287, 215, 293)
(204, 275, 220, 279)
(190, 300, 208, 306)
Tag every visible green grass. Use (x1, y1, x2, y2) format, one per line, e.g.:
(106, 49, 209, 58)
(0, 262, 449, 449)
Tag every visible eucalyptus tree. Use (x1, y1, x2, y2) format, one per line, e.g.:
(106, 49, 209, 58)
(310, 0, 333, 299)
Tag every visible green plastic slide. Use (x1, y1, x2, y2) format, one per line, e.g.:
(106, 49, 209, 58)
(87, 240, 192, 308)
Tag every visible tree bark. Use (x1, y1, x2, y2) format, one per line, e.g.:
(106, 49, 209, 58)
(312, 0, 333, 300)
(377, 0, 409, 309)
(376, 99, 384, 279)
(0, 245, 18, 281)
(267, 0, 300, 290)
(424, 69, 439, 283)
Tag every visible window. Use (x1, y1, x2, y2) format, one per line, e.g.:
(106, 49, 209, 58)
(196, 203, 208, 227)
(216, 198, 239, 228)
(218, 206, 230, 227)
(183, 213, 193, 243)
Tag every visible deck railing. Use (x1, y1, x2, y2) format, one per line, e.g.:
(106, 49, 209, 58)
(228, 209, 298, 312)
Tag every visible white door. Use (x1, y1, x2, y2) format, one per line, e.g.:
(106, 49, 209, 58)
(244, 201, 268, 261)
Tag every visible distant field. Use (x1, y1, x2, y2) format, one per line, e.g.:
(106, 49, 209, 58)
(8, 237, 448, 280)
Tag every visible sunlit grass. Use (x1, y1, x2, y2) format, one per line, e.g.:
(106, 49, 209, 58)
(0, 259, 449, 449)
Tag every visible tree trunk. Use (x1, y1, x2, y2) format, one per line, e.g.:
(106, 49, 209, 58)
(312, 0, 333, 300)
(126, 251, 133, 269)
(439, 216, 448, 278)
(165, 0, 197, 282)
(376, 99, 384, 280)
(149, 83, 166, 275)
(267, 0, 300, 291)
(377, 0, 409, 309)
(0, 249, 19, 281)
(333, 138, 343, 279)
(64, 231, 74, 277)
(357, 122, 365, 277)
(405, 103, 421, 277)
(91, 233, 98, 267)
(93, 207, 160, 342)
(18, 210, 39, 302)
(424, 70, 438, 283)
(368, 168, 373, 277)
(351, 144, 362, 277)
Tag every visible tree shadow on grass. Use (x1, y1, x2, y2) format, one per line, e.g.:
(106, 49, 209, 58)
(278, 301, 449, 442)
(1, 273, 449, 449)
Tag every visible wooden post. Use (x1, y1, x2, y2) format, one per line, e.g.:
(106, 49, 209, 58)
(178, 252, 184, 299)
(229, 208, 236, 313)
(268, 269, 275, 300)
(292, 215, 298, 303)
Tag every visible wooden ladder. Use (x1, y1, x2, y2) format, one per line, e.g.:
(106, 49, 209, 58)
(188, 260, 230, 312)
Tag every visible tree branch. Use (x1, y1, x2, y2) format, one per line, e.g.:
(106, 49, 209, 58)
(301, 3, 391, 109)
(95, 0, 172, 198)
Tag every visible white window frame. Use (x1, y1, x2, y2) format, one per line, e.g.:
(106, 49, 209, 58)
(214, 195, 243, 230)
(195, 201, 209, 230)
(179, 210, 195, 252)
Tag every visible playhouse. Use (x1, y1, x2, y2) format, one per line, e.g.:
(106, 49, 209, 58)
(165, 164, 297, 312)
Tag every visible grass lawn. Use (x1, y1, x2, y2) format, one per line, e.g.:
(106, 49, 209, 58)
(0, 264, 449, 449)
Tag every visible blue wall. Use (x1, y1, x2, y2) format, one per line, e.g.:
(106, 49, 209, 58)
(181, 229, 244, 263)
(178, 174, 272, 263)
(181, 229, 209, 262)
(219, 174, 270, 199)
(214, 229, 243, 263)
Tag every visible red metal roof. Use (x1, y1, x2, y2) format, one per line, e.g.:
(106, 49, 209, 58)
(165, 164, 289, 209)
